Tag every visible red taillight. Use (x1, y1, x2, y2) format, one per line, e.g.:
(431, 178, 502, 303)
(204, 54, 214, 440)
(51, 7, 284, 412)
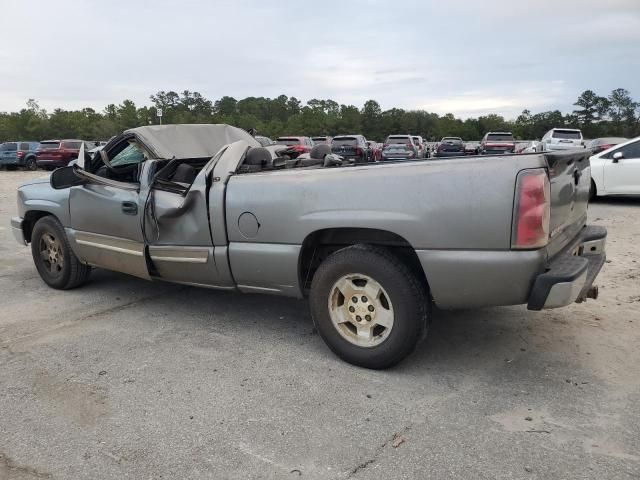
(355, 147, 362, 155)
(383, 143, 388, 148)
(17, 151, 24, 159)
(512, 169, 550, 249)
(293, 145, 306, 152)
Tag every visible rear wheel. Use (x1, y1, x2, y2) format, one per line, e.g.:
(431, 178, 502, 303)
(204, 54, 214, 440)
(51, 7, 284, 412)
(310, 245, 429, 369)
(25, 157, 37, 171)
(31, 216, 91, 289)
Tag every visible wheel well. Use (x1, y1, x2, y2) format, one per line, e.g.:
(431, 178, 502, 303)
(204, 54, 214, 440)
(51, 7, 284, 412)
(298, 228, 429, 295)
(22, 211, 53, 243)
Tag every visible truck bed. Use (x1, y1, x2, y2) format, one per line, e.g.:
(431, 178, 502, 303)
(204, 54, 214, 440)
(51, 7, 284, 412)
(220, 150, 592, 307)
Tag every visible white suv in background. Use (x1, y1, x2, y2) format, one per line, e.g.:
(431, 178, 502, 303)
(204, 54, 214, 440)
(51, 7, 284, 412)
(540, 128, 584, 151)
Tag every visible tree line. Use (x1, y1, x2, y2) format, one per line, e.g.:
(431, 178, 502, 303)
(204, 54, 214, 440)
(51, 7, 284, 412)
(1, 88, 638, 143)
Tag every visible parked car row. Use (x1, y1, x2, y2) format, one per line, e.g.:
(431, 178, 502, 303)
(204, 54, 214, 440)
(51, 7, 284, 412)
(0, 139, 107, 170)
(0, 141, 40, 170)
(254, 128, 608, 163)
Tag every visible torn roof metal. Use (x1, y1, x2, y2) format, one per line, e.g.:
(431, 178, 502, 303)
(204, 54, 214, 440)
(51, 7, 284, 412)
(125, 124, 259, 159)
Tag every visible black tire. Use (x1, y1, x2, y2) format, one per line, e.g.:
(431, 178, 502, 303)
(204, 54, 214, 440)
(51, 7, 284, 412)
(25, 157, 37, 171)
(31, 216, 91, 289)
(589, 180, 597, 201)
(309, 244, 429, 369)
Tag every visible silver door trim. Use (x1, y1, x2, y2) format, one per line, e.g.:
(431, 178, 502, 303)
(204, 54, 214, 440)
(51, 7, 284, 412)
(75, 231, 144, 256)
(148, 246, 209, 264)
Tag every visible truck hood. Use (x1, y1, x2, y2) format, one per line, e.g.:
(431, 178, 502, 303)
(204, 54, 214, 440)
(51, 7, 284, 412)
(19, 176, 51, 188)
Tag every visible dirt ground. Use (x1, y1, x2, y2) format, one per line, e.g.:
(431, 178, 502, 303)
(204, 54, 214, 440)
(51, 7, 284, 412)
(0, 170, 638, 479)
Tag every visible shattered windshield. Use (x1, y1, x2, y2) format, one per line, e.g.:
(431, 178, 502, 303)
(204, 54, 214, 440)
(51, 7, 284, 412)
(110, 143, 147, 167)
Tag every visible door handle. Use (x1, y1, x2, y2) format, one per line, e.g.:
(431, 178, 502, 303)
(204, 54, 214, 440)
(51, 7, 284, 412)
(121, 201, 138, 215)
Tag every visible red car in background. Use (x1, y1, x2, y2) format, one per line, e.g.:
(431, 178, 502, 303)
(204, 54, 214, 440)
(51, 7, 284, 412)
(36, 140, 85, 170)
(275, 136, 314, 158)
(480, 132, 516, 155)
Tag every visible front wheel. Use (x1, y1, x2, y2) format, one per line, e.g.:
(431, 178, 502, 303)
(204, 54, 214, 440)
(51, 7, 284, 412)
(310, 245, 429, 369)
(31, 216, 91, 289)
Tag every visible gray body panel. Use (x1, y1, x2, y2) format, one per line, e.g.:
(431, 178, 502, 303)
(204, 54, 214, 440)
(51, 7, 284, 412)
(224, 156, 540, 249)
(416, 249, 546, 308)
(124, 124, 259, 159)
(67, 183, 149, 279)
(17, 177, 71, 224)
(13, 125, 594, 311)
(221, 154, 556, 307)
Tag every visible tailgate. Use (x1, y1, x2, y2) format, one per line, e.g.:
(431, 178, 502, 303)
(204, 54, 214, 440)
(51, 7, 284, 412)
(545, 150, 591, 257)
(441, 141, 463, 151)
(37, 151, 63, 160)
(332, 145, 358, 156)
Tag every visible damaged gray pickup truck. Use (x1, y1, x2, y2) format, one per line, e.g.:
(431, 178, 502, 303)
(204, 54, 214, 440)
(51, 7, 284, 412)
(11, 124, 606, 368)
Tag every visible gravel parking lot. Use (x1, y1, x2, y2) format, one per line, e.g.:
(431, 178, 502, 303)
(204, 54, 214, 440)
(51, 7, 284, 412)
(0, 170, 639, 480)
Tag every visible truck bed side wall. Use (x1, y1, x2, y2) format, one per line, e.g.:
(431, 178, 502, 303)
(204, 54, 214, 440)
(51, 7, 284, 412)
(224, 155, 548, 305)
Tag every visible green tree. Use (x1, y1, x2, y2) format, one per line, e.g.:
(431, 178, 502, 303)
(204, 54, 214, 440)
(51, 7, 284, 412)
(361, 100, 382, 139)
(573, 90, 601, 125)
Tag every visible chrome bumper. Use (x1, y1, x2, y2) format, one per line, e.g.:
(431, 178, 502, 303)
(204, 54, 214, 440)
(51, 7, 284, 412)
(528, 225, 607, 310)
(11, 217, 27, 245)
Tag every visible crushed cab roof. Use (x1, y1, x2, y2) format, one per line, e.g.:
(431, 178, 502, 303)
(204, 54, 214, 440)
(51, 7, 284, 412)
(125, 124, 259, 159)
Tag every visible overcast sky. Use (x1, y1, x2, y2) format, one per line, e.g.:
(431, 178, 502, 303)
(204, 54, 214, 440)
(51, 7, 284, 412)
(1, 0, 639, 118)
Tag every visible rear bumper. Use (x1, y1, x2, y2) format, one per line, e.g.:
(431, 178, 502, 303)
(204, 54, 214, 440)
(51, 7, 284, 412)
(415, 224, 606, 310)
(0, 157, 19, 166)
(381, 156, 414, 161)
(435, 151, 464, 157)
(546, 144, 584, 151)
(482, 149, 514, 154)
(527, 225, 606, 310)
(36, 158, 68, 167)
(11, 217, 27, 245)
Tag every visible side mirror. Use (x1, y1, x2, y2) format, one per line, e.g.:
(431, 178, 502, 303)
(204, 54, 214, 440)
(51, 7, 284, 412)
(612, 151, 624, 163)
(50, 166, 86, 190)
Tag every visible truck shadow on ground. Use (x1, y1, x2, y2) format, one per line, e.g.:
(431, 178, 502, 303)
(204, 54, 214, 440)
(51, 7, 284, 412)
(85, 270, 553, 374)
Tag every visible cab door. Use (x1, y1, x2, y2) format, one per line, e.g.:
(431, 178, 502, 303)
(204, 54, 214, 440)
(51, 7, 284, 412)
(603, 139, 640, 194)
(145, 146, 239, 289)
(67, 139, 150, 279)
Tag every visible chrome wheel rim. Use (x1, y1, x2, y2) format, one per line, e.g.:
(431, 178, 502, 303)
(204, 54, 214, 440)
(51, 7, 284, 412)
(328, 273, 394, 348)
(39, 232, 64, 275)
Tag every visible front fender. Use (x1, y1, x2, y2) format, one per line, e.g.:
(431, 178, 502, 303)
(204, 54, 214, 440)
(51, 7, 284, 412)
(17, 181, 71, 226)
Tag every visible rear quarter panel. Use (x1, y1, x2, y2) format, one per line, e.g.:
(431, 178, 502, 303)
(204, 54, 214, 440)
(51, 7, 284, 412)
(225, 155, 547, 249)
